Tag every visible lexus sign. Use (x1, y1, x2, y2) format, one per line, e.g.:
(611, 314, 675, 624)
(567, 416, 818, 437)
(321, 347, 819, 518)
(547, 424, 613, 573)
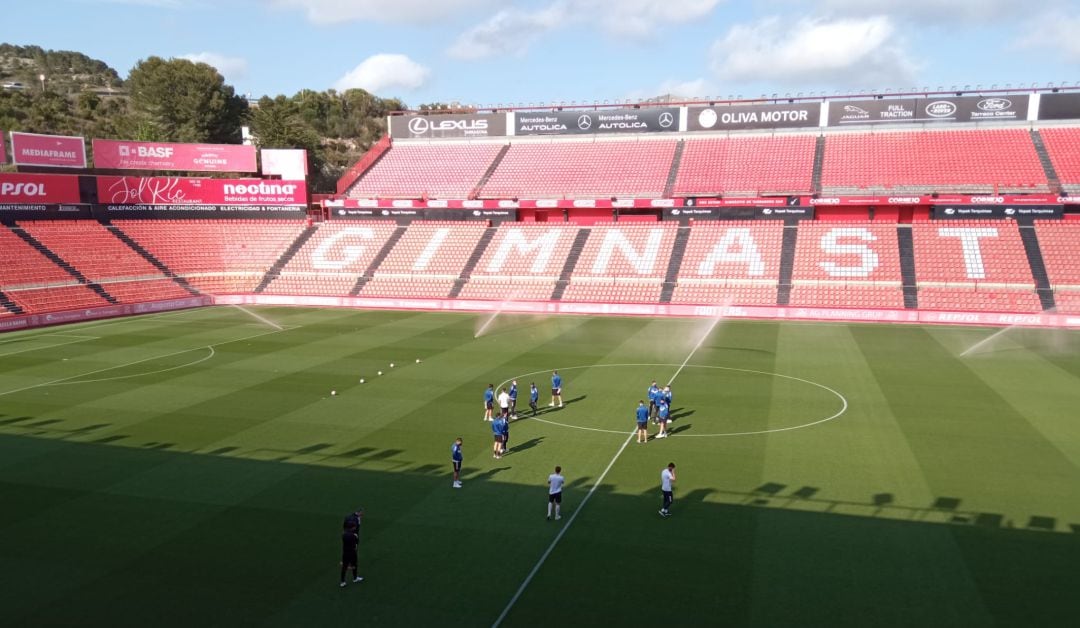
(390, 113, 507, 139)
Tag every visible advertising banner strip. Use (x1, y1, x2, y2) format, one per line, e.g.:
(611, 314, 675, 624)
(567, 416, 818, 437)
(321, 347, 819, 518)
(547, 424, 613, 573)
(390, 113, 507, 139)
(827, 95, 1030, 126)
(92, 139, 258, 172)
(688, 103, 821, 132)
(515, 108, 680, 136)
(1036, 93, 1080, 121)
(96, 176, 308, 206)
(330, 207, 518, 221)
(664, 206, 815, 220)
(10, 131, 87, 168)
(327, 198, 684, 210)
(0, 172, 83, 204)
(211, 294, 1080, 330)
(0, 296, 212, 334)
(931, 204, 1063, 219)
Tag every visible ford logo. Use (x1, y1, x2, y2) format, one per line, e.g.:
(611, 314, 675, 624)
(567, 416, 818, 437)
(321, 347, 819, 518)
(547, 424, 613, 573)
(977, 98, 1011, 112)
(925, 101, 957, 118)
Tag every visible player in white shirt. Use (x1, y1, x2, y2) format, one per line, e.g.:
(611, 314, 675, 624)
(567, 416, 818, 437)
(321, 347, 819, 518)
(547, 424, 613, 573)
(497, 388, 511, 419)
(547, 466, 565, 521)
(659, 463, 676, 517)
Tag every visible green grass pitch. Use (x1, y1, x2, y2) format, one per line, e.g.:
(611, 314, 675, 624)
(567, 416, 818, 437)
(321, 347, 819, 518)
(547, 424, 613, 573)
(1, 306, 1079, 627)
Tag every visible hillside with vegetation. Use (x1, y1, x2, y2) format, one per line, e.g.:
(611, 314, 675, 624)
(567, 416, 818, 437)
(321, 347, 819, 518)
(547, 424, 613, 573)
(0, 44, 404, 192)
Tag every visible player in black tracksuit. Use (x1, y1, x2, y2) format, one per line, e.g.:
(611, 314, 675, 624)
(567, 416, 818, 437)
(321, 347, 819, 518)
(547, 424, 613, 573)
(340, 508, 364, 587)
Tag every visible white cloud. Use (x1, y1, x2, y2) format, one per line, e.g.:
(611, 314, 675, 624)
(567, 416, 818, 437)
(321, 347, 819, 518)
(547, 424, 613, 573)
(79, 0, 185, 6)
(269, 0, 493, 25)
(334, 53, 430, 93)
(1015, 12, 1080, 63)
(179, 52, 249, 79)
(448, 4, 566, 60)
(711, 16, 917, 88)
(449, 0, 723, 59)
(816, 0, 1030, 21)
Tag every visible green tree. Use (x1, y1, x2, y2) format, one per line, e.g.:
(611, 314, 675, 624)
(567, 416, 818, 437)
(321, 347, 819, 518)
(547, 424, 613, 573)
(125, 56, 247, 143)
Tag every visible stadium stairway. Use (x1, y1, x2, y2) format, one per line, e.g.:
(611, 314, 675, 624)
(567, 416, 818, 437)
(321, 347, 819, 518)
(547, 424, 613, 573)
(255, 224, 319, 293)
(350, 225, 409, 295)
(472, 144, 511, 198)
(897, 225, 919, 309)
(1017, 224, 1057, 311)
(1030, 129, 1063, 193)
(3, 223, 117, 305)
(448, 226, 498, 298)
(659, 225, 691, 303)
(811, 135, 826, 194)
(662, 139, 686, 199)
(0, 289, 25, 315)
(776, 222, 799, 305)
(551, 228, 591, 300)
(103, 220, 201, 296)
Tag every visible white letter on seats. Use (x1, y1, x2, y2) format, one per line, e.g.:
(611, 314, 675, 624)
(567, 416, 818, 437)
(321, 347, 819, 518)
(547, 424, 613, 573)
(592, 228, 664, 275)
(412, 228, 449, 272)
(819, 228, 879, 278)
(697, 228, 765, 276)
(939, 227, 997, 279)
(486, 228, 563, 274)
(312, 227, 373, 270)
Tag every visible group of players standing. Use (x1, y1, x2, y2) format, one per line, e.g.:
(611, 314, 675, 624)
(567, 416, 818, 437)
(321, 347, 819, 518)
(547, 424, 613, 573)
(636, 380, 674, 443)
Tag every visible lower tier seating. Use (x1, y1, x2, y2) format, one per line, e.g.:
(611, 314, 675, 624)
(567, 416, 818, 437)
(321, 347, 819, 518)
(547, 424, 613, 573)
(790, 285, 904, 309)
(669, 282, 778, 306)
(100, 279, 192, 303)
(917, 287, 1042, 312)
(7, 285, 110, 313)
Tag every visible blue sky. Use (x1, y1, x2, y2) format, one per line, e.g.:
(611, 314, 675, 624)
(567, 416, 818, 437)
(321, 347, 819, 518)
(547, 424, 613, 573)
(8, 0, 1080, 107)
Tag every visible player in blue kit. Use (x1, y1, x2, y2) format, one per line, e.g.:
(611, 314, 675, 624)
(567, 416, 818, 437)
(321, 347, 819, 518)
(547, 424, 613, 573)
(451, 438, 463, 488)
(636, 400, 650, 443)
(483, 384, 495, 421)
(647, 381, 660, 420)
(662, 385, 673, 415)
(508, 380, 519, 419)
(529, 382, 539, 416)
(550, 370, 563, 408)
(500, 414, 510, 454)
(656, 400, 670, 439)
(492, 415, 507, 459)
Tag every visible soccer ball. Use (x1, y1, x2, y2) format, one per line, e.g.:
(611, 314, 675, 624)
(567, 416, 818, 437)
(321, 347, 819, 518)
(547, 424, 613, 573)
(378, 371, 383, 376)
(331, 390, 337, 396)
(359, 378, 365, 384)
(390, 363, 395, 368)
(415, 359, 421, 363)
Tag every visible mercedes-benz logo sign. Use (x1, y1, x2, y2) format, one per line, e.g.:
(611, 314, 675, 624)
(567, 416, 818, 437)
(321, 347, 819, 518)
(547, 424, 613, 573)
(577, 114, 592, 130)
(408, 117, 430, 135)
(658, 112, 674, 128)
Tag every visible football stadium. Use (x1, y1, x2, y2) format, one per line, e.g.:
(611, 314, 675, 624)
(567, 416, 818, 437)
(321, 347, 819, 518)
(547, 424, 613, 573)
(4, 33, 1080, 628)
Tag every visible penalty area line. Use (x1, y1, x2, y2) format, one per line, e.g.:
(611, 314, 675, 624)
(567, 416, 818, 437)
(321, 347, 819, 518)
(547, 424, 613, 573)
(492, 319, 720, 627)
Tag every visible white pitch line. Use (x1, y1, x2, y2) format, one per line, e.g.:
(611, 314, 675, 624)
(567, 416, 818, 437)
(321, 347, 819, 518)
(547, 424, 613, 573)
(0, 336, 98, 357)
(492, 321, 722, 628)
(0, 326, 294, 398)
(232, 304, 284, 331)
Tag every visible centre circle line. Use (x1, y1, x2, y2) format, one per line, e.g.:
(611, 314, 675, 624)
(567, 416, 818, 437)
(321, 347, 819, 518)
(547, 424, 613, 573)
(499, 363, 848, 437)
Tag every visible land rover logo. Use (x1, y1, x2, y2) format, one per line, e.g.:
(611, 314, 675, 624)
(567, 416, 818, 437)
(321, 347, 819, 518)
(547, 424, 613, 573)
(408, 117, 430, 134)
(926, 101, 957, 118)
(698, 109, 718, 129)
(977, 98, 1012, 112)
(658, 112, 674, 128)
(577, 114, 592, 130)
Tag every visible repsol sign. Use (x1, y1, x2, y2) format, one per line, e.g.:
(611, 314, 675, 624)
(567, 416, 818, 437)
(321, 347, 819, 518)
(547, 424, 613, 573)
(688, 103, 821, 131)
(389, 113, 507, 138)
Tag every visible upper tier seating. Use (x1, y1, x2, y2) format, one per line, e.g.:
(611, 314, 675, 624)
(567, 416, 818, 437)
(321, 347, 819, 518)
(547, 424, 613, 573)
(1033, 220, 1080, 288)
(99, 279, 192, 303)
(790, 222, 904, 309)
(115, 220, 303, 294)
(673, 135, 816, 196)
(19, 220, 163, 282)
(0, 228, 74, 289)
(265, 222, 400, 296)
(347, 143, 504, 199)
(561, 223, 677, 304)
(479, 140, 675, 199)
(821, 129, 1049, 194)
(1039, 128, 1080, 193)
(671, 222, 783, 305)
